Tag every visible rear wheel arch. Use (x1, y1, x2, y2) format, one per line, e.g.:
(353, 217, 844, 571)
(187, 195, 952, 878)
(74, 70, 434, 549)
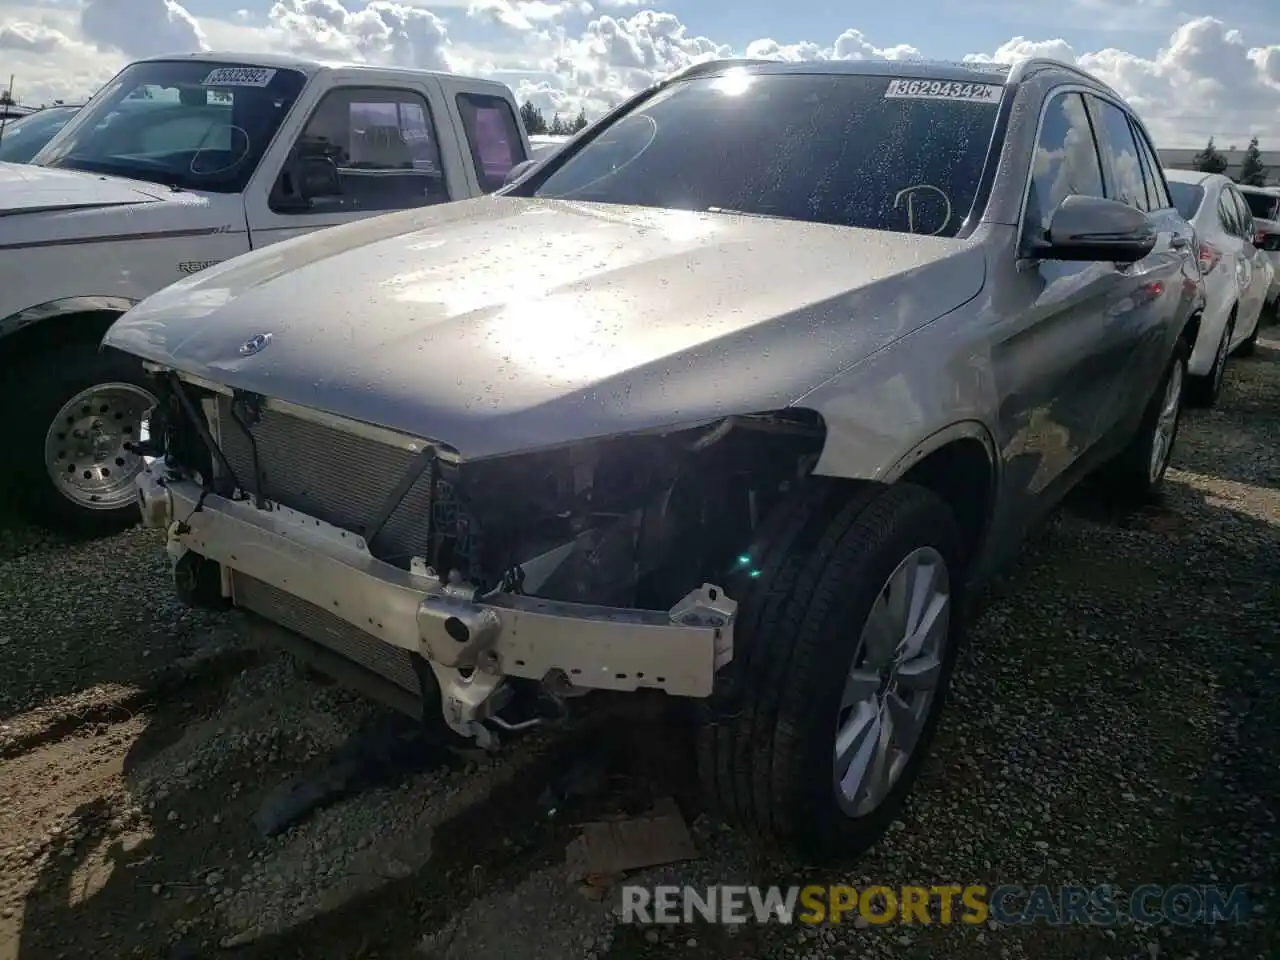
(1179, 308, 1203, 354)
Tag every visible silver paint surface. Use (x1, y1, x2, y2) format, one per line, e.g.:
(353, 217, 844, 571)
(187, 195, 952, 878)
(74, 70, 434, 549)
(103, 61, 1203, 580)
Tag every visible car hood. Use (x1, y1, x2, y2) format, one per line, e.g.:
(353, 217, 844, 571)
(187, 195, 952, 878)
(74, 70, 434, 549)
(0, 162, 167, 215)
(106, 196, 986, 460)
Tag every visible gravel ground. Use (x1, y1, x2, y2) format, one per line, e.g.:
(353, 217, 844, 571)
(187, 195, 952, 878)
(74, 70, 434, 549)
(1, 329, 1278, 960)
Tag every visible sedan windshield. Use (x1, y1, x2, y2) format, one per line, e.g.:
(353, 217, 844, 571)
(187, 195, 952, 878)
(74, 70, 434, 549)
(527, 71, 1004, 237)
(1166, 181, 1204, 221)
(0, 106, 80, 163)
(33, 60, 307, 192)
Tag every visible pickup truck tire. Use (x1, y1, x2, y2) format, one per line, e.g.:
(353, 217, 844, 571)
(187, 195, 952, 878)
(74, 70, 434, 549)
(696, 481, 963, 863)
(11, 341, 158, 536)
(1100, 337, 1187, 501)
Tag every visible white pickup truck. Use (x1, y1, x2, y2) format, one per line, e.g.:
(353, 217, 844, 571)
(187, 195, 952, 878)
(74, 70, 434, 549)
(0, 51, 531, 533)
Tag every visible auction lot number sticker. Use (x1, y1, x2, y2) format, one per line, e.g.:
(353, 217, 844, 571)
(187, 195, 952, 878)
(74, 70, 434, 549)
(884, 79, 1004, 102)
(203, 67, 277, 87)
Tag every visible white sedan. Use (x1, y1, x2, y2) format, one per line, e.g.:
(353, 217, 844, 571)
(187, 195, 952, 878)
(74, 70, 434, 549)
(1165, 169, 1271, 406)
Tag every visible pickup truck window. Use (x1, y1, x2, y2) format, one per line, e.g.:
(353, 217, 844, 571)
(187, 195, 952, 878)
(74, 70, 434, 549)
(274, 86, 449, 214)
(526, 72, 1002, 237)
(455, 93, 527, 193)
(33, 59, 306, 193)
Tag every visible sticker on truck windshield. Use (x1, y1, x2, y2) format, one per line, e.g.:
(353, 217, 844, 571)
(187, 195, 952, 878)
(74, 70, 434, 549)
(203, 67, 276, 87)
(884, 79, 1003, 102)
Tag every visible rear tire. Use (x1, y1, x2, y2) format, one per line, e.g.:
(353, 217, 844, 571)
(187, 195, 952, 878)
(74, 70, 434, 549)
(1101, 338, 1187, 501)
(1234, 317, 1260, 357)
(1187, 312, 1232, 408)
(8, 340, 158, 537)
(696, 482, 964, 863)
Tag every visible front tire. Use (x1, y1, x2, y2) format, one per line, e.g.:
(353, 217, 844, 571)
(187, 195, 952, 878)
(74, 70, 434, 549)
(9, 341, 158, 536)
(697, 482, 964, 863)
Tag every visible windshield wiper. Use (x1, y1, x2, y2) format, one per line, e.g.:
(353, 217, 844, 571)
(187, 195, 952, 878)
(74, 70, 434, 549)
(705, 206, 795, 222)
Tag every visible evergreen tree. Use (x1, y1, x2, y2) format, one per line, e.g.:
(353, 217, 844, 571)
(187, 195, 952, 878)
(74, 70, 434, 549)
(1192, 136, 1228, 175)
(518, 100, 547, 135)
(1237, 136, 1268, 186)
(571, 107, 588, 132)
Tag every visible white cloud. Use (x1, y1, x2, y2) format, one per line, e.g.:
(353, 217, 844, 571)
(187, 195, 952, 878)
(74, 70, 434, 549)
(81, 0, 207, 58)
(966, 17, 1280, 147)
(266, 0, 452, 70)
(0, 2, 1277, 149)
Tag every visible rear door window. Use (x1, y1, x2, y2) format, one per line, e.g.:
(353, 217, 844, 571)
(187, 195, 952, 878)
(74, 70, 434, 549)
(1229, 188, 1255, 238)
(1129, 119, 1171, 210)
(1218, 191, 1242, 237)
(1088, 96, 1147, 211)
(455, 93, 527, 193)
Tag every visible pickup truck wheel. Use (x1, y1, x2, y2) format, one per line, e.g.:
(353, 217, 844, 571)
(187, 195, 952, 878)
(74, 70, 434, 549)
(697, 482, 963, 863)
(1101, 337, 1187, 501)
(13, 342, 158, 535)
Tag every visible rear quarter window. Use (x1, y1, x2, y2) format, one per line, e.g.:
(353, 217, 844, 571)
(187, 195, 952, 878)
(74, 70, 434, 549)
(455, 93, 527, 193)
(1166, 182, 1204, 221)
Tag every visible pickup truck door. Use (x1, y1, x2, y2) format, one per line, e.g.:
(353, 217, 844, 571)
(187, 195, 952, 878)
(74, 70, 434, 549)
(242, 70, 474, 249)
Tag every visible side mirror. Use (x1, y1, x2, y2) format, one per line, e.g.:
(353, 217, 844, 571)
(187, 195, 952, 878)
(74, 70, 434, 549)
(297, 155, 342, 201)
(503, 159, 538, 187)
(1030, 195, 1156, 264)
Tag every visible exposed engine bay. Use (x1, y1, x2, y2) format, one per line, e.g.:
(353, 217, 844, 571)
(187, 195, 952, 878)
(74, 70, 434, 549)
(148, 373, 827, 611)
(136, 371, 828, 746)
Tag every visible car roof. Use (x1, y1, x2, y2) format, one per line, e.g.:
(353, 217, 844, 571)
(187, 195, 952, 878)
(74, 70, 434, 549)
(1237, 183, 1277, 195)
(671, 56, 1124, 103)
(131, 50, 492, 85)
(677, 57, 1014, 86)
(1163, 169, 1214, 186)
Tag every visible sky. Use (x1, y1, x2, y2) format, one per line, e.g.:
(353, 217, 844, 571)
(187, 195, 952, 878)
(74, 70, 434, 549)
(1, 0, 1278, 148)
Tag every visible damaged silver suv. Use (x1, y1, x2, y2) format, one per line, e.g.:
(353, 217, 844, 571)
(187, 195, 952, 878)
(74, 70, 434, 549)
(106, 57, 1203, 862)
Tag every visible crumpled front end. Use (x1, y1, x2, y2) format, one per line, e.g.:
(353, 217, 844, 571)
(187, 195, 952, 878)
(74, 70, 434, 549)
(136, 371, 825, 747)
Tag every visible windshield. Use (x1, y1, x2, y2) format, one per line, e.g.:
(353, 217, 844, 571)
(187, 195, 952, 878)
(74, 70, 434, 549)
(1240, 189, 1280, 222)
(1166, 181, 1204, 221)
(526, 71, 1004, 237)
(0, 107, 79, 163)
(33, 60, 307, 192)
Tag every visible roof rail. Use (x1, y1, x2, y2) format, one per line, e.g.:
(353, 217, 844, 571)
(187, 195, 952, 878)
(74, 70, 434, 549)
(1007, 57, 1120, 98)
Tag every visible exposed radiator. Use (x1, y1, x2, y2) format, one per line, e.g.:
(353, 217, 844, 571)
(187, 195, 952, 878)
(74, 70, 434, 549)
(231, 571, 423, 696)
(215, 397, 433, 566)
